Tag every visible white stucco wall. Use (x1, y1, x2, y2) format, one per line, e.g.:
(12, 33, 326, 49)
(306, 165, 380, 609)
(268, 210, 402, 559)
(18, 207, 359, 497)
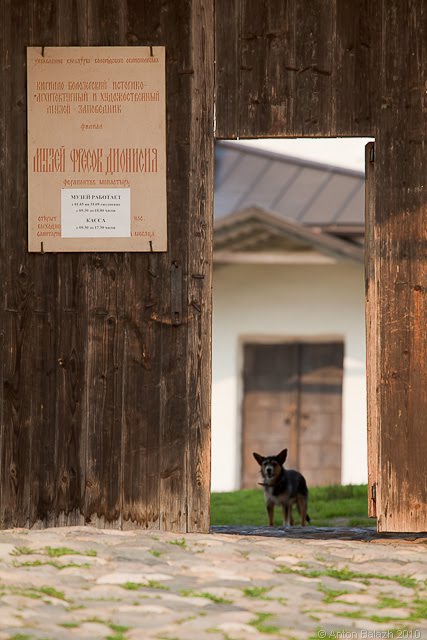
(211, 262, 367, 492)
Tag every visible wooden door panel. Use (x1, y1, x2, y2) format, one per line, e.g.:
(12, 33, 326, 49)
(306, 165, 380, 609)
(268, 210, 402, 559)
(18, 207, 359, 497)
(242, 344, 298, 488)
(298, 342, 344, 487)
(242, 341, 343, 489)
(300, 413, 342, 445)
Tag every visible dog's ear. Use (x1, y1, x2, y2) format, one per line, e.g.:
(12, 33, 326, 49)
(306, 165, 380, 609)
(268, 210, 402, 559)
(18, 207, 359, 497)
(253, 452, 264, 466)
(277, 448, 288, 465)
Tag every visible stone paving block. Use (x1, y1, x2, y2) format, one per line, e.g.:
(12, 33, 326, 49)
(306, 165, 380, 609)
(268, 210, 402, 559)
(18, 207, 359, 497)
(216, 621, 260, 637)
(320, 576, 368, 593)
(78, 621, 113, 638)
(335, 593, 380, 606)
(97, 571, 173, 584)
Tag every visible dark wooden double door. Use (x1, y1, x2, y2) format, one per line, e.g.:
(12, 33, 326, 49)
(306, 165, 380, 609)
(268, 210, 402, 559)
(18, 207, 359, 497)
(242, 341, 344, 489)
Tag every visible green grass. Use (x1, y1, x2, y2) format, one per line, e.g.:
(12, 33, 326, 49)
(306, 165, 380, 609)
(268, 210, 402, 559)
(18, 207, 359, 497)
(13, 559, 91, 570)
(275, 564, 419, 588)
(242, 586, 272, 599)
(11, 546, 36, 556)
(11, 545, 97, 558)
(318, 585, 350, 603)
(250, 612, 281, 634)
(211, 484, 375, 527)
(0, 583, 69, 602)
(179, 589, 232, 604)
(168, 538, 187, 548)
(121, 581, 169, 591)
(45, 546, 97, 557)
(38, 586, 67, 600)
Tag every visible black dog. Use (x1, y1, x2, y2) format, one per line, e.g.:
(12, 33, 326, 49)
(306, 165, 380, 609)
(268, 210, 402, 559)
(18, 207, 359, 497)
(253, 448, 310, 527)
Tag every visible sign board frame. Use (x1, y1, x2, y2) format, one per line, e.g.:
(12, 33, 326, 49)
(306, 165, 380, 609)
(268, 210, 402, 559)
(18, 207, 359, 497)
(27, 46, 167, 252)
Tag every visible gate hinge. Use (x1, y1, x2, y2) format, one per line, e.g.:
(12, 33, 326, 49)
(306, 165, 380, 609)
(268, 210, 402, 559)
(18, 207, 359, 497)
(370, 144, 375, 163)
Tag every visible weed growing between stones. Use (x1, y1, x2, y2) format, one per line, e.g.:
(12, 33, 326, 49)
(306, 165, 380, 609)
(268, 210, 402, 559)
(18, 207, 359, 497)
(179, 589, 232, 604)
(168, 538, 187, 549)
(13, 559, 91, 570)
(318, 585, 350, 603)
(249, 612, 281, 634)
(377, 595, 408, 609)
(10, 545, 97, 558)
(45, 546, 97, 557)
(275, 564, 419, 588)
(242, 586, 272, 599)
(121, 580, 169, 591)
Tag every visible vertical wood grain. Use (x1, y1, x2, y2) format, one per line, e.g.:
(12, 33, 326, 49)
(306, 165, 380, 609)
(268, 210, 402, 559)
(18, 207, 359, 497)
(376, 0, 427, 532)
(54, 0, 88, 527)
(0, 0, 7, 528)
(239, 0, 296, 137)
(120, 0, 165, 531)
(335, 0, 381, 136)
(215, 0, 381, 138)
(293, 0, 335, 136)
(157, 0, 191, 531)
(365, 141, 379, 519)
(214, 0, 240, 139)
(29, 0, 60, 530)
(83, 0, 127, 529)
(1, 0, 33, 528)
(186, 0, 214, 532)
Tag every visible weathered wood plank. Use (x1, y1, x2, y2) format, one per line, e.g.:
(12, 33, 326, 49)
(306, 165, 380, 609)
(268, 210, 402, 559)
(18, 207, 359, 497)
(83, 255, 125, 528)
(365, 141, 379, 519)
(88, 0, 125, 46)
(28, 0, 61, 530)
(83, 0, 126, 529)
(0, 0, 6, 528)
(1, 0, 33, 528)
(376, 0, 427, 532)
(334, 0, 380, 136)
(293, 0, 335, 136)
(155, 0, 192, 532)
(120, 0, 165, 530)
(215, 0, 382, 138)
(54, 0, 88, 527)
(186, 0, 214, 532)
(239, 0, 296, 137)
(121, 255, 161, 530)
(214, 0, 240, 139)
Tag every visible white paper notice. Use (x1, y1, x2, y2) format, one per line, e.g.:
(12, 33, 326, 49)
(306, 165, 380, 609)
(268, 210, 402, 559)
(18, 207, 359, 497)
(61, 189, 131, 238)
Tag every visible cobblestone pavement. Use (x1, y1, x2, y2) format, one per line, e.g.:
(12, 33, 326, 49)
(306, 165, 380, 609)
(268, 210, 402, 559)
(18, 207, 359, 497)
(0, 526, 425, 640)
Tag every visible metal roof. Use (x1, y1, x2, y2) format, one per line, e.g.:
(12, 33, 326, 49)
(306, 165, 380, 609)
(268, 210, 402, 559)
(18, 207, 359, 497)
(215, 141, 365, 228)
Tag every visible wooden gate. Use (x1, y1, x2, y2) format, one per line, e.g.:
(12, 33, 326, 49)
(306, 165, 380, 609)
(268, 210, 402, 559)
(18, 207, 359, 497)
(215, 0, 427, 532)
(1, 0, 426, 532)
(242, 342, 343, 489)
(0, 0, 213, 532)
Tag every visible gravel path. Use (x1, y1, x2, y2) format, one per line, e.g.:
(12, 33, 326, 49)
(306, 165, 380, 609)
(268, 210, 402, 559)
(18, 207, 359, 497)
(0, 526, 425, 640)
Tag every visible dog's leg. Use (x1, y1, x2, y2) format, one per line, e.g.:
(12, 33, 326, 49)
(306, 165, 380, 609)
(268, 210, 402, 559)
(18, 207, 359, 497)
(289, 506, 294, 526)
(297, 495, 308, 527)
(282, 504, 291, 527)
(267, 502, 274, 527)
